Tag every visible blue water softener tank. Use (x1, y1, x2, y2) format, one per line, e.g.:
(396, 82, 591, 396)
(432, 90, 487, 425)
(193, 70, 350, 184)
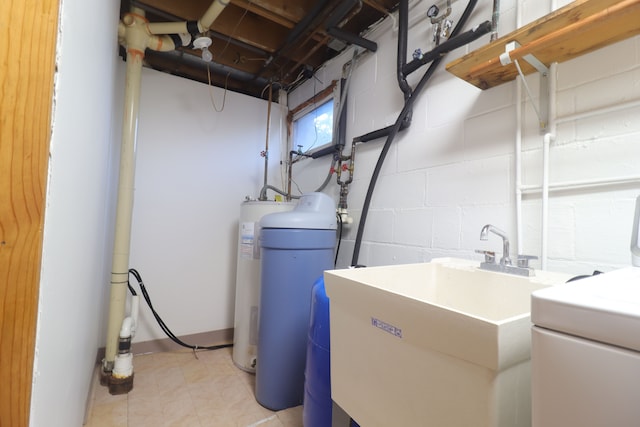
(255, 192, 337, 411)
(303, 277, 332, 427)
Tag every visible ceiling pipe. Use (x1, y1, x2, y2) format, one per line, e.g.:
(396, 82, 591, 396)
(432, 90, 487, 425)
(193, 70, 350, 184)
(253, 0, 331, 80)
(103, 0, 228, 394)
(325, 0, 378, 53)
(145, 49, 272, 87)
(147, 0, 229, 35)
(275, 0, 368, 83)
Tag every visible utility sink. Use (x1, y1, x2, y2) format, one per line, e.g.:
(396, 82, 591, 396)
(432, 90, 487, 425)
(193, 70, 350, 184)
(324, 257, 571, 427)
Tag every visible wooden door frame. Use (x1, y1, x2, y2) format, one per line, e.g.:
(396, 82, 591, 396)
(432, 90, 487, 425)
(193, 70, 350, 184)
(0, 0, 60, 425)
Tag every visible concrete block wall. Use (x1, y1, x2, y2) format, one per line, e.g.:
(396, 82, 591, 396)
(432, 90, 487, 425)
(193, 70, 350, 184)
(288, 0, 640, 275)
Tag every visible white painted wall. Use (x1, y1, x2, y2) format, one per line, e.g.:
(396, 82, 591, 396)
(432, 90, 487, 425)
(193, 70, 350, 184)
(28, 0, 640, 423)
(30, 0, 121, 425)
(31, 7, 282, 425)
(289, 0, 640, 275)
(129, 67, 286, 344)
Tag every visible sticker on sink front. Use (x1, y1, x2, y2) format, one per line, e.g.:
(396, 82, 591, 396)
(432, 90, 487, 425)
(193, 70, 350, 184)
(371, 317, 402, 338)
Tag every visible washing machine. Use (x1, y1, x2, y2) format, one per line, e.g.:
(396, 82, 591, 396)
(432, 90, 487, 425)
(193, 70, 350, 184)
(531, 267, 640, 427)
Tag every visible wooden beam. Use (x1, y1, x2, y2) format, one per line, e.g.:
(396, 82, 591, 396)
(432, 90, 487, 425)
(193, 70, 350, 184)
(0, 0, 58, 426)
(231, 0, 297, 28)
(232, 0, 316, 23)
(212, 5, 290, 52)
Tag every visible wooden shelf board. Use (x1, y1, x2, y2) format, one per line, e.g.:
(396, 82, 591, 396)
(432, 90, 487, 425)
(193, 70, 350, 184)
(446, 0, 640, 90)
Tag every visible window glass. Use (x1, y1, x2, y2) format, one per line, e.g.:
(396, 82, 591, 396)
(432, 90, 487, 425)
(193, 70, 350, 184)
(292, 99, 334, 154)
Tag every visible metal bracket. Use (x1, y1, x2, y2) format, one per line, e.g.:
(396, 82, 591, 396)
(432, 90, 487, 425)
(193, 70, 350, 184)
(500, 41, 550, 133)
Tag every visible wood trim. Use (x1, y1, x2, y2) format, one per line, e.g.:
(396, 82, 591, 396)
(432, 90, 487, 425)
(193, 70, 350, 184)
(287, 80, 338, 121)
(93, 328, 235, 360)
(0, 0, 59, 425)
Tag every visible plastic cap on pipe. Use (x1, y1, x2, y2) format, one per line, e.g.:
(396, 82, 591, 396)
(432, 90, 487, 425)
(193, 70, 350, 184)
(120, 317, 133, 338)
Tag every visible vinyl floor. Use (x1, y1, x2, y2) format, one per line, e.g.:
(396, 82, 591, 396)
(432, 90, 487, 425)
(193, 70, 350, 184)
(84, 347, 303, 427)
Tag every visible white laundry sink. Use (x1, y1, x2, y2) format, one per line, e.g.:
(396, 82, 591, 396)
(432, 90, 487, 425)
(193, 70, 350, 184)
(324, 258, 570, 427)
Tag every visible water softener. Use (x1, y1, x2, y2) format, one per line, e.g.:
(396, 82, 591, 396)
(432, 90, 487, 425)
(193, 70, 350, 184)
(255, 192, 337, 411)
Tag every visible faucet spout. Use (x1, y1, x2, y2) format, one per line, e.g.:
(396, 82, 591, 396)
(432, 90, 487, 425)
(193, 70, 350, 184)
(479, 224, 511, 265)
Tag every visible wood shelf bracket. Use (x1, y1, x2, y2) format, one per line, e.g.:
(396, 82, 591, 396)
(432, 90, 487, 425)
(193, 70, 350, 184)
(500, 41, 550, 133)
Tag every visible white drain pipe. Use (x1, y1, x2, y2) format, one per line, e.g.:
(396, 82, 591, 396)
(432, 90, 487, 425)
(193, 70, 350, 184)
(147, 0, 230, 35)
(104, 1, 228, 378)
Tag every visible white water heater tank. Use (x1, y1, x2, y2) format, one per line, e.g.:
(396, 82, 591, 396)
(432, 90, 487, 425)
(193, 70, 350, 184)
(232, 199, 294, 372)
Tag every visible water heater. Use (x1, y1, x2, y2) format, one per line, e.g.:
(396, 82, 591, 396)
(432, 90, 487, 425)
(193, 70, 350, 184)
(232, 199, 294, 372)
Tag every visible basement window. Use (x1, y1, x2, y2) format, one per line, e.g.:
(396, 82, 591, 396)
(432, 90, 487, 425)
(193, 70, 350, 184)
(290, 81, 339, 156)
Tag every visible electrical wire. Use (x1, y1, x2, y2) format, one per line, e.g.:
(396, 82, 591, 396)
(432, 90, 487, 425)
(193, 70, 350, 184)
(128, 268, 233, 352)
(217, 0, 254, 60)
(207, 65, 230, 112)
(203, 0, 253, 112)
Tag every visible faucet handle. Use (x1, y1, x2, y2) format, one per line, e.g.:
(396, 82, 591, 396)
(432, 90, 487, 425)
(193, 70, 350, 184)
(475, 249, 496, 263)
(516, 254, 538, 268)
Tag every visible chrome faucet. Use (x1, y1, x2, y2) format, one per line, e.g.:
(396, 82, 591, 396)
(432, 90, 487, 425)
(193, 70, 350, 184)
(479, 224, 511, 266)
(476, 224, 538, 277)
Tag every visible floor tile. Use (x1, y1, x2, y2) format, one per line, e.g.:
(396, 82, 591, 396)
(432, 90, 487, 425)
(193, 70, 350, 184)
(85, 348, 303, 427)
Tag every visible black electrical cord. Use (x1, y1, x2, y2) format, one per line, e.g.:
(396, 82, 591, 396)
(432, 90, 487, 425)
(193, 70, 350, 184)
(351, 0, 484, 266)
(335, 212, 344, 267)
(128, 268, 233, 351)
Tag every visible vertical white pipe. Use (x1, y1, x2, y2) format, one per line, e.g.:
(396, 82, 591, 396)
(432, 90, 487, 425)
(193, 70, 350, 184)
(104, 9, 147, 369)
(261, 85, 273, 201)
(515, 1, 523, 255)
(541, 62, 557, 270)
(515, 85, 523, 254)
(541, 0, 558, 268)
(540, 0, 558, 269)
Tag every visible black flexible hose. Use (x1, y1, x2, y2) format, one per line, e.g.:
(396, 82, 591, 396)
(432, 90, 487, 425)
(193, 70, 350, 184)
(128, 268, 233, 351)
(351, 0, 482, 266)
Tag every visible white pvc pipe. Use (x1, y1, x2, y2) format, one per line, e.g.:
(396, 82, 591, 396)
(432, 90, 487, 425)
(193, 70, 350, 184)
(541, 62, 557, 270)
(521, 175, 640, 193)
(147, 0, 228, 34)
(514, 1, 523, 255)
(105, 8, 147, 369)
(147, 21, 188, 35)
(199, 0, 229, 32)
(130, 295, 139, 337)
(541, 132, 552, 269)
(105, 0, 229, 371)
(147, 34, 177, 52)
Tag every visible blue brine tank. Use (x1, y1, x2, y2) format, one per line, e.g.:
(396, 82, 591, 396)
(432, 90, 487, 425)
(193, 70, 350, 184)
(255, 192, 337, 411)
(303, 277, 332, 427)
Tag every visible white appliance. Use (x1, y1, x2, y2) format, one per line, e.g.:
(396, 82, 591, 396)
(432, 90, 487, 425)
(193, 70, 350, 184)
(530, 196, 640, 427)
(232, 200, 294, 372)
